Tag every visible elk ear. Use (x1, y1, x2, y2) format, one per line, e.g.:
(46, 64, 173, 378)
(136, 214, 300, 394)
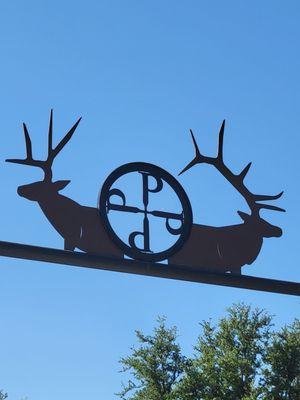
(53, 180, 71, 191)
(237, 211, 251, 222)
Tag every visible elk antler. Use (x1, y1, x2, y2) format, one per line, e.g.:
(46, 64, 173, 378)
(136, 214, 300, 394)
(179, 120, 285, 215)
(6, 110, 81, 181)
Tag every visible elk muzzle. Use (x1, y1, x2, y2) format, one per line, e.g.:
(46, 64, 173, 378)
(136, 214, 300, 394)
(269, 226, 283, 238)
(17, 181, 45, 201)
(261, 222, 283, 238)
(17, 185, 28, 198)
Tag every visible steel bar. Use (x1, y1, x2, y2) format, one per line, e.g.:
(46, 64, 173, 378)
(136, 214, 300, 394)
(0, 240, 299, 296)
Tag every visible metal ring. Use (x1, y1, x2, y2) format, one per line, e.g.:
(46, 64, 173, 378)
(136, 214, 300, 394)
(99, 162, 193, 262)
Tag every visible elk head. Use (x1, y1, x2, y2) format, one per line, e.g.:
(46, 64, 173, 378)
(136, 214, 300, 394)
(6, 110, 81, 202)
(179, 120, 285, 239)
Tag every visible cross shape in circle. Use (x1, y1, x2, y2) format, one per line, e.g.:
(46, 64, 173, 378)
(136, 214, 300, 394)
(99, 162, 193, 262)
(107, 172, 185, 253)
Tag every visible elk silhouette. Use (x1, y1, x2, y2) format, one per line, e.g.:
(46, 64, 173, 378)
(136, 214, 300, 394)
(6, 111, 123, 258)
(169, 121, 285, 274)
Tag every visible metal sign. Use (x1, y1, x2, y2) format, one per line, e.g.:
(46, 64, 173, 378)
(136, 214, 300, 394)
(2, 110, 297, 296)
(99, 162, 192, 262)
(169, 122, 285, 275)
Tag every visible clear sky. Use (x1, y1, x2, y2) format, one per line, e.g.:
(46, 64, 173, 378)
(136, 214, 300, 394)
(0, 1, 299, 399)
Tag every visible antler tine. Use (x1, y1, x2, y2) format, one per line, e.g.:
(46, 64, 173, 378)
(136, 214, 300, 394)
(48, 109, 53, 156)
(6, 123, 44, 168)
(217, 120, 225, 162)
(22, 123, 33, 159)
(180, 120, 284, 215)
(178, 127, 217, 176)
(255, 203, 286, 213)
(190, 129, 201, 159)
(239, 162, 252, 181)
(6, 112, 81, 183)
(6, 112, 81, 173)
(178, 129, 202, 175)
(254, 191, 284, 202)
(50, 117, 82, 161)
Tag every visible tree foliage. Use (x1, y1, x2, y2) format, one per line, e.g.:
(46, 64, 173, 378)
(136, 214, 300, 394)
(0, 391, 7, 400)
(177, 304, 272, 400)
(262, 319, 300, 399)
(117, 317, 188, 400)
(118, 304, 300, 400)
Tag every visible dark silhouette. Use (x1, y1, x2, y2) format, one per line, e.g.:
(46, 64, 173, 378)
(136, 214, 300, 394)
(169, 121, 285, 274)
(99, 162, 192, 262)
(6, 110, 123, 258)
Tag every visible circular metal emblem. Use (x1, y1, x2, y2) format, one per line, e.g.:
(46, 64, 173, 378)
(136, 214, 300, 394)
(99, 162, 193, 262)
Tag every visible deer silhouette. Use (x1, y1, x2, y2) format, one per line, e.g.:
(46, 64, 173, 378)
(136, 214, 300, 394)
(168, 121, 285, 274)
(6, 110, 123, 258)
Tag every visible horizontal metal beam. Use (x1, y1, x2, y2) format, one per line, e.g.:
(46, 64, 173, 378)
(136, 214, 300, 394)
(0, 240, 299, 296)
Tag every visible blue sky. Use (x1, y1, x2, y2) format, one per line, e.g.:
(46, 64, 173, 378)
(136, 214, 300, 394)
(0, 1, 299, 399)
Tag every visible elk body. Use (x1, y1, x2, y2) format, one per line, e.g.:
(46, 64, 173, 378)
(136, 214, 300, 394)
(169, 121, 285, 274)
(7, 111, 123, 258)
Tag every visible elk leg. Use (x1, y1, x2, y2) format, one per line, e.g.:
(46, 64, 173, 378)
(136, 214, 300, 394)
(64, 228, 81, 251)
(231, 267, 241, 275)
(64, 239, 76, 251)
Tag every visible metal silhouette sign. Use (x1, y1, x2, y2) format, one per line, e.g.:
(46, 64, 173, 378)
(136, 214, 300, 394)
(170, 122, 285, 274)
(6, 111, 122, 258)
(5, 111, 285, 274)
(2, 111, 296, 296)
(100, 162, 192, 262)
